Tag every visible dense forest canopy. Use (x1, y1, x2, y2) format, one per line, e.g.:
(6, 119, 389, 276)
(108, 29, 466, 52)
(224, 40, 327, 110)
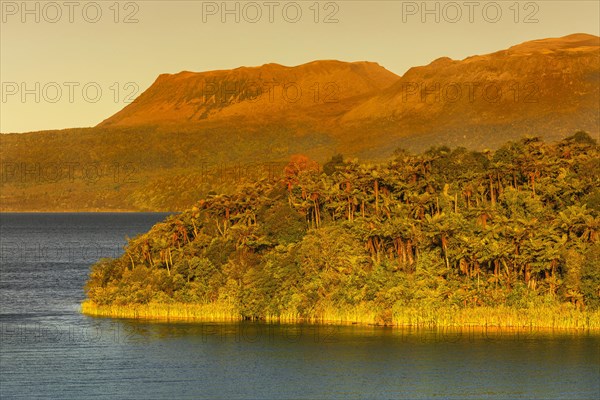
(84, 132, 600, 325)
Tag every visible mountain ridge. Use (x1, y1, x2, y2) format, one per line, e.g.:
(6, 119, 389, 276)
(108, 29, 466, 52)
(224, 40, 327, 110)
(98, 60, 400, 128)
(338, 33, 599, 150)
(95, 33, 599, 151)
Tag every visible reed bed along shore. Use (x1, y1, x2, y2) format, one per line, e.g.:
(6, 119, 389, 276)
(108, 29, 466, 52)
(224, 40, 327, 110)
(81, 301, 600, 330)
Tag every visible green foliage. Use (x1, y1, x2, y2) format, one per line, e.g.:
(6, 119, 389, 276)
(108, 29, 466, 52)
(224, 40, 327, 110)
(581, 244, 600, 309)
(566, 131, 597, 146)
(260, 201, 306, 244)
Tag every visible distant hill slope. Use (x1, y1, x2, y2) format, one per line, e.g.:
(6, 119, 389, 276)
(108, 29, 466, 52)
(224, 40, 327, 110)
(98, 60, 399, 128)
(1, 34, 598, 211)
(340, 33, 599, 153)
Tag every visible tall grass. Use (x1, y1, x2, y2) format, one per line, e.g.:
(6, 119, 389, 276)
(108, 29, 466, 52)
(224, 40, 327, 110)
(82, 300, 600, 330)
(390, 304, 600, 330)
(81, 301, 240, 322)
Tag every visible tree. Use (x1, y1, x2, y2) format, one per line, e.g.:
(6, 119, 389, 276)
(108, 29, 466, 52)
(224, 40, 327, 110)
(323, 154, 346, 175)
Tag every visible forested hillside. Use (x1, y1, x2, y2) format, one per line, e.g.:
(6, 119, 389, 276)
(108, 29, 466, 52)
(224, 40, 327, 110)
(83, 133, 600, 327)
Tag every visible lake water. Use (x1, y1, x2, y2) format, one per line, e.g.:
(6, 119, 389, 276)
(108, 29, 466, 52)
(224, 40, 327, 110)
(1, 213, 599, 399)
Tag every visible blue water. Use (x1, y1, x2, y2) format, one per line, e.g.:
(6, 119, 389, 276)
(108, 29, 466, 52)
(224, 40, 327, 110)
(1, 213, 599, 399)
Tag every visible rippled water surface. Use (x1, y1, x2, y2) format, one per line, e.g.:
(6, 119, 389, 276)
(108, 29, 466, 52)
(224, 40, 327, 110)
(1, 213, 599, 399)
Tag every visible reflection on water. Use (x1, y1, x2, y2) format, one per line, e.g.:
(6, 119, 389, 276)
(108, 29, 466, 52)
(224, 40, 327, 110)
(53, 318, 600, 346)
(1, 213, 599, 399)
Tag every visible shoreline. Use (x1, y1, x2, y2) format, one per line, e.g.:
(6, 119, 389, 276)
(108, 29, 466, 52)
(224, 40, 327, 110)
(81, 301, 600, 331)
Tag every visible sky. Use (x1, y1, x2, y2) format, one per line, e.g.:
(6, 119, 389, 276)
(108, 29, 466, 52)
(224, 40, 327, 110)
(1, 0, 599, 133)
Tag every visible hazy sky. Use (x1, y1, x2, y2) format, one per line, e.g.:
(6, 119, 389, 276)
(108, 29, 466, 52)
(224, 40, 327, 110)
(1, 0, 599, 133)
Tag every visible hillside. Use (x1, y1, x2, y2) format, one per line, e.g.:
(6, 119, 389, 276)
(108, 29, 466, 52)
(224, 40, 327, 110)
(1, 34, 598, 211)
(341, 33, 600, 152)
(99, 60, 399, 128)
